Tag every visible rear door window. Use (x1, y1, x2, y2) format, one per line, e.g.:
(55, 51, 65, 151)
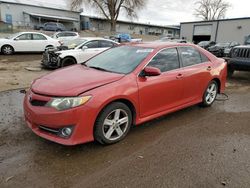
(179, 47, 203, 67)
(99, 40, 115, 48)
(33, 34, 47, 40)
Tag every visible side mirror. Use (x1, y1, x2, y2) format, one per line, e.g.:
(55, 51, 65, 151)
(82, 46, 88, 51)
(14, 37, 20, 41)
(140, 66, 161, 77)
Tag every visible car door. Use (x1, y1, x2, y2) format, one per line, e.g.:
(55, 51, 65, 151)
(178, 46, 212, 103)
(137, 48, 184, 118)
(13, 33, 33, 52)
(31, 34, 48, 51)
(78, 40, 101, 62)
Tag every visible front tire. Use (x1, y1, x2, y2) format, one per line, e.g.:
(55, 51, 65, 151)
(1, 45, 14, 55)
(94, 102, 132, 145)
(201, 81, 218, 107)
(61, 57, 76, 67)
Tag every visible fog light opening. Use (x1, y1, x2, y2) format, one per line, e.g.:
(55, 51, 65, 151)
(60, 127, 73, 138)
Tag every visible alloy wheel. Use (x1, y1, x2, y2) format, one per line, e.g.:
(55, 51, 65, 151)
(205, 83, 217, 105)
(102, 109, 129, 141)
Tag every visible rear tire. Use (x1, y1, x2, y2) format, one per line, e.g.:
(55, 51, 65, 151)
(227, 66, 234, 77)
(200, 80, 218, 107)
(61, 57, 76, 67)
(1, 45, 14, 55)
(94, 102, 132, 145)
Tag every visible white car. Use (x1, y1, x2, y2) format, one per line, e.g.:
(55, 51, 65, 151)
(0, 32, 61, 55)
(52, 31, 80, 44)
(41, 38, 119, 68)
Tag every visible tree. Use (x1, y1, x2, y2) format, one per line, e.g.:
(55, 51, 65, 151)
(71, 0, 147, 32)
(194, 0, 231, 20)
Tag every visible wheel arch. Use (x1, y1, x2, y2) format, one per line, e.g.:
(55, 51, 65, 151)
(1, 44, 15, 52)
(60, 56, 77, 67)
(95, 98, 137, 126)
(211, 77, 221, 94)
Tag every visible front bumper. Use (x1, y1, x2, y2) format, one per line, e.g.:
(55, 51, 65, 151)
(41, 52, 60, 69)
(228, 58, 250, 71)
(23, 90, 96, 145)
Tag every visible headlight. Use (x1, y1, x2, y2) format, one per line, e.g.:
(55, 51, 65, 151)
(46, 96, 91, 111)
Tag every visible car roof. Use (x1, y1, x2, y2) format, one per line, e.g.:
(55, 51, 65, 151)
(16, 32, 47, 35)
(83, 37, 118, 43)
(125, 42, 195, 49)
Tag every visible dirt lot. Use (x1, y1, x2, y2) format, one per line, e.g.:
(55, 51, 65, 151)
(0, 54, 50, 92)
(0, 55, 250, 188)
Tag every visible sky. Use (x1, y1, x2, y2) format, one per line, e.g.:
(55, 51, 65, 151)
(30, 0, 250, 25)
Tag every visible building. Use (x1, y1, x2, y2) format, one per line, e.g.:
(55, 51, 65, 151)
(0, 0, 80, 30)
(81, 15, 180, 37)
(181, 17, 250, 44)
(0, 0, 180, 37)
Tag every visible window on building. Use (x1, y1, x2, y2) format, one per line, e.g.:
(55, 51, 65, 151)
(147, 48, 180, 72)
(129, 25, 135, 30)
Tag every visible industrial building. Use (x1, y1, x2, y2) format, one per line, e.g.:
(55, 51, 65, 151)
(81, 15, 180, 37)
(0, 0, 180, 37)
(180, 17, 250, 44)
(0, 0, 80, 30)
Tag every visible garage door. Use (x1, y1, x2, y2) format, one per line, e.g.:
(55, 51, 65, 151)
(194, 25, 212, 36)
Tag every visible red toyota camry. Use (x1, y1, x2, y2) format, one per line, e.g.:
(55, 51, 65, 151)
(23, 42, 227, 145)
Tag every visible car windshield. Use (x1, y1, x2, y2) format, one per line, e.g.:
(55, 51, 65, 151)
(5, 32, 22, 39)
(85, 46, 153, 74)
(65, 38, 87, 47)
(215, 43, 230, 47)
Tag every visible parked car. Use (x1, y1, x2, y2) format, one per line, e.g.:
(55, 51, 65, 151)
(24, 43, 227, 145)
(208, 42, 240, 57)
(52, 32, 79, 43)
(35, 22, 66, 32)
(227, 45, 250, 76)
(110, 33, 142, 43)
(198, 41, 216, 50)
(223, 42, 240, 57)
(0, 32, 61, 55)
(158, 38, 187, 43)
(41, 38, 119, 68)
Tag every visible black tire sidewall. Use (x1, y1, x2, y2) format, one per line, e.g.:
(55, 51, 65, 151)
(94, 102, 132, 145)
(2, 45, 14, 55)
(61, 57, 76, 67)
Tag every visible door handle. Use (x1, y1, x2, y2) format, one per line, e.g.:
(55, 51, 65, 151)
(207, 66, 212, 71)
(176, 74, 183, 79)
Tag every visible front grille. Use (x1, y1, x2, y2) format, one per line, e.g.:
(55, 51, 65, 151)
(42, 52, 50, 63)
(232, 48, 250, 58)
(39, 125, 60, 135)
(30, 100, 47, 107)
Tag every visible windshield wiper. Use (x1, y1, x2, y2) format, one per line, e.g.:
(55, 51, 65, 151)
(88, 66, 111, 72)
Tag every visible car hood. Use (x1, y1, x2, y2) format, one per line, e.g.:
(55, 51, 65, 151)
(0, 38, 10, 43)
(56, 49, 81, 56)
(31, 64, 124, 96)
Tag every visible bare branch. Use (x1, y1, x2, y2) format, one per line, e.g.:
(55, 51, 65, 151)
(194, 0, 231, 20)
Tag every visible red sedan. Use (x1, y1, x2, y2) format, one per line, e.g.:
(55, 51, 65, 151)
(23, 42, 227, 145)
